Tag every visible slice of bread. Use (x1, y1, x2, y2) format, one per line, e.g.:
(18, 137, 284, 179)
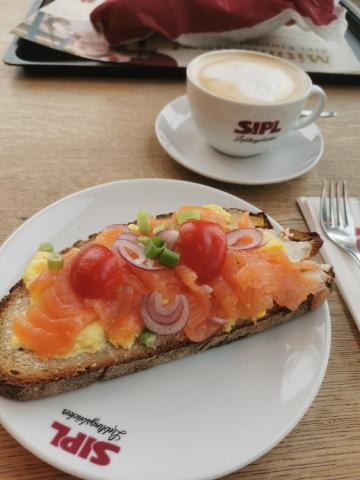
(0, 209, 333, 400)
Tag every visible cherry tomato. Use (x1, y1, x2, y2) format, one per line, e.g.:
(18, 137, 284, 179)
(70, 243, 123, 299)
(179, 220, 227, 283)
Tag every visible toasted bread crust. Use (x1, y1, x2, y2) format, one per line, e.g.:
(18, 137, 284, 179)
(288, 229, 324, 257)
(0, 209, 332, 400)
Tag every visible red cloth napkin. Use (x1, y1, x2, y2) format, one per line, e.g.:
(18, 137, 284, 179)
(90, 0, 342, 46)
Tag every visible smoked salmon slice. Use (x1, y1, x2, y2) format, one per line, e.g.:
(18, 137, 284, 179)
(88, 279, 144, 349)
(131, 266, 181, 299)
(14, 253, 98, 358)
(13, 312, 79, 359)
(183, 292, 219, 342)
(223, 249, 323, 318)
(209, 275, 239, 319)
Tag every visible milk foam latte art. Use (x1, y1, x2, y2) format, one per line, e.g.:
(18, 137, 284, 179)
(195, 52, 308, 105)
(187, 50, 326, 157)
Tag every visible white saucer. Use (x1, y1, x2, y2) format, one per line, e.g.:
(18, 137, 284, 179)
(155, 95, 324, 185)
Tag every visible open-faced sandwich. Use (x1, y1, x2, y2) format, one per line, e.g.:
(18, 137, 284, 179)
(0, 205, 333, 400)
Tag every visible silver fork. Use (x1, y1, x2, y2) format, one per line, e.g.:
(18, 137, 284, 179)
(320, 180, 360, 267)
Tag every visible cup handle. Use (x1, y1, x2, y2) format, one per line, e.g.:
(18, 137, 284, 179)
(293, 85, 327, 130)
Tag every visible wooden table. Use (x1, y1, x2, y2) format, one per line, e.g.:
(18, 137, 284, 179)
(1, 2, 360, 479)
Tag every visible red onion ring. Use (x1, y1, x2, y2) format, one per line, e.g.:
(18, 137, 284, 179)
(113, 239, 146, 265)
(113, 239, 165, 271)
(227, 228, 263, 250)
(141, 293, 190, 335)
(156, 230, 180, 249)
(152, 291, 182, 318)
(209, 316, 228, 325)
(147, 294, 184, 325)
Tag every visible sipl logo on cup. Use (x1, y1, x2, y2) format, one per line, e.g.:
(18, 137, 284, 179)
(235, 120, 282, 135)
(233, 120, 282, 145)
(49, 408, 127, 467)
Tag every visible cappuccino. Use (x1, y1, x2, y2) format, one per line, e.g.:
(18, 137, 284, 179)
(187, 50, 326, 156)
(192, 52, 309, 105)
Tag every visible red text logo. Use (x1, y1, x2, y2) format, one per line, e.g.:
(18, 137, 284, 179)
(50, 421, 121, 466)
(234, 121, 282, 135)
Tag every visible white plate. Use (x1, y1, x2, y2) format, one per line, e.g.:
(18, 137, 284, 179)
(155, 96, 324, 185)
(0, 179, 330, 480)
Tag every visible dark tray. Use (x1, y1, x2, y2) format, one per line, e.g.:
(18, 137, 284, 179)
(3, 0, 360, 82)
(3, 0, 187, 78)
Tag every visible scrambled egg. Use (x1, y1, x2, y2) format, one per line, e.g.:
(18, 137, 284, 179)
(222, 309, 267, 333)
(62, 322, 106, 358)
(223, 317, 236, 333)
(109, 334, 136, 351)
(22, 251, 50, 289)
(128, 223, 140, 233)
(259, 230, 285, 253)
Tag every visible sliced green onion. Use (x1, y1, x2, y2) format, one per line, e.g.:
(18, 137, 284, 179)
(138, 235, 150, 246)
(153, 224, 165, 235)
(38, 242, 54, 253)
(139, 329, 157, 349)
(47, 253, 64, 270)
(145, 237, 165, 259)
(159, 247, 180, 268)
(136, 210, 151, 235)
(152, 237, 165, 247)
(177, 210, 201, 224)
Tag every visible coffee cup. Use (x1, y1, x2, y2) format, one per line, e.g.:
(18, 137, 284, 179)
(186, 50, 326, 157)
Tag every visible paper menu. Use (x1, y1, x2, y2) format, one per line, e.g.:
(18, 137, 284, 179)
(234, 26, 360, 73)
(41, 0, 103, 21)
(12, 0, 360, 73)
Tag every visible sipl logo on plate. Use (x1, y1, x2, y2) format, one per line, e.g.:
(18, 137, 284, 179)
(49, 408, 127, 466)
